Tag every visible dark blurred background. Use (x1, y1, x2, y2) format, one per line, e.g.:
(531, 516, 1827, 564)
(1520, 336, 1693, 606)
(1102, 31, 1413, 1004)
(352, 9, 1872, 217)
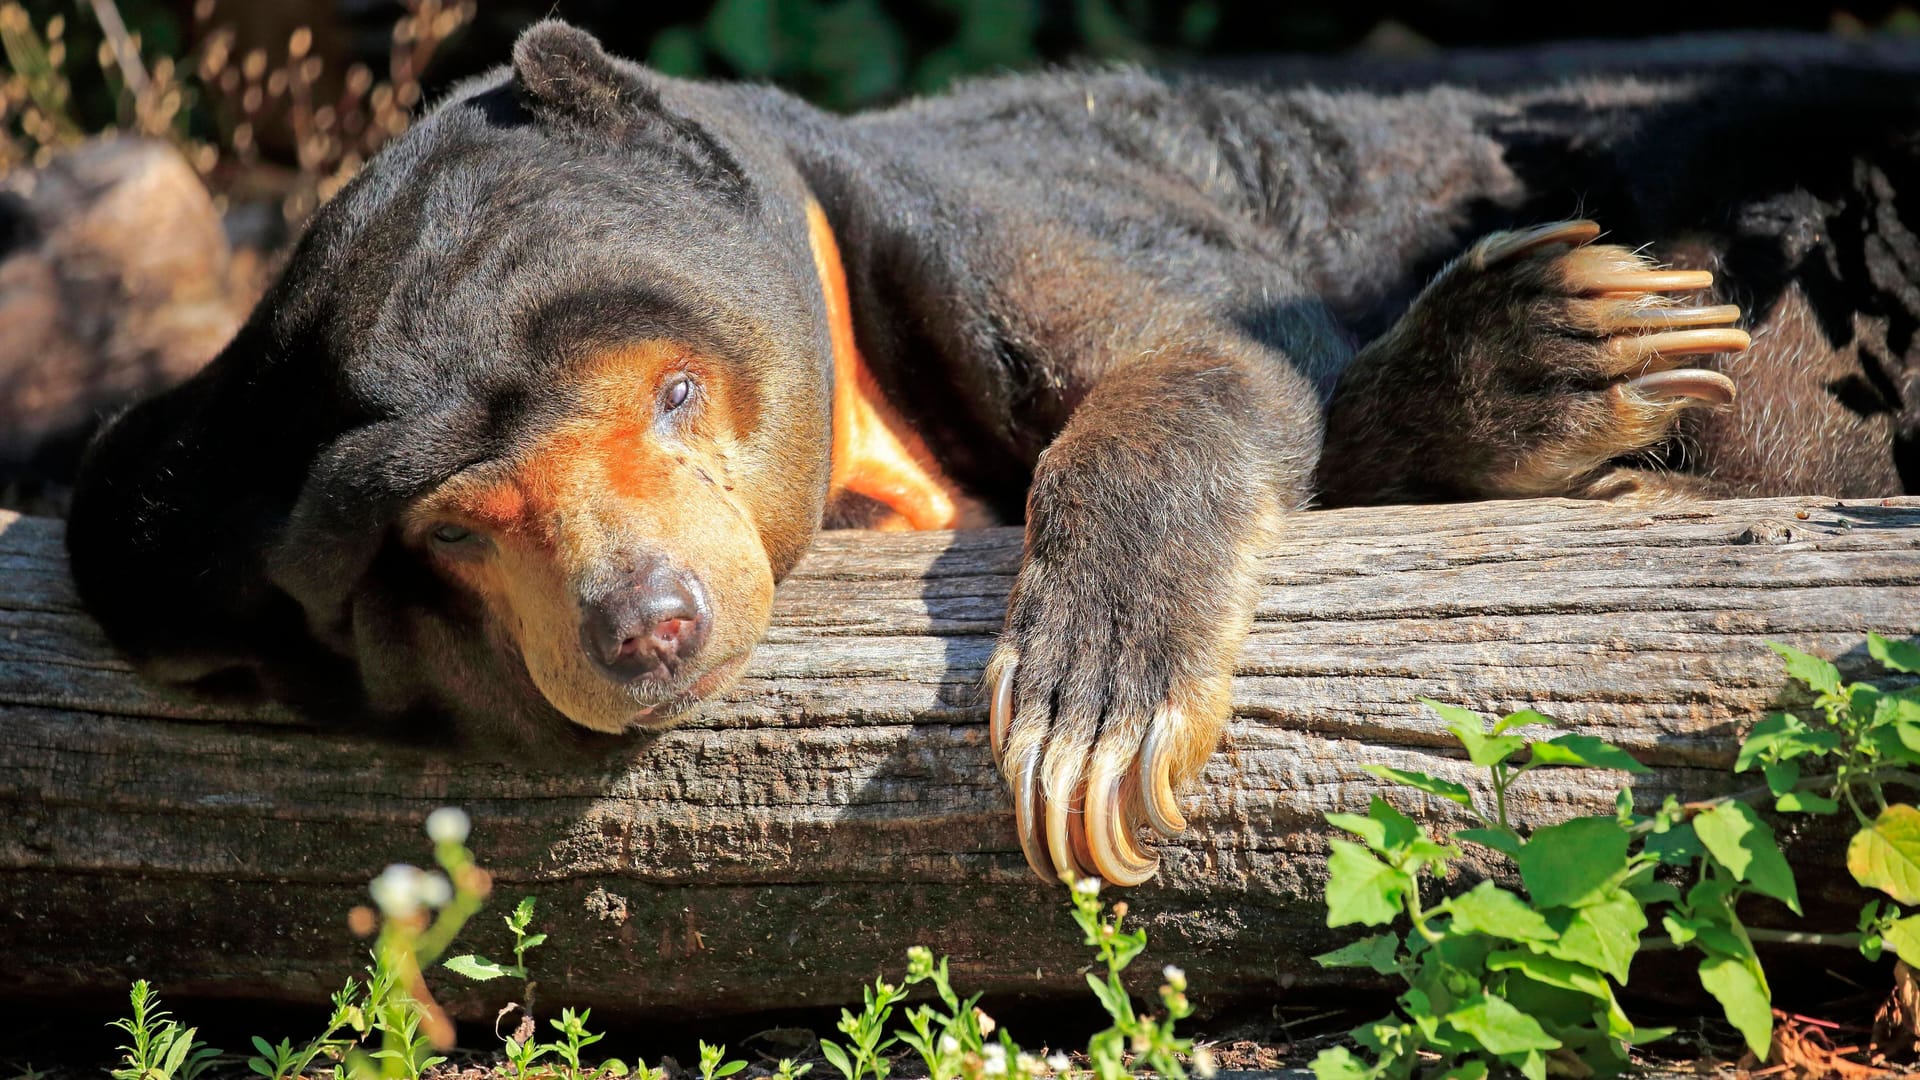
(20, 0, 1920, 122)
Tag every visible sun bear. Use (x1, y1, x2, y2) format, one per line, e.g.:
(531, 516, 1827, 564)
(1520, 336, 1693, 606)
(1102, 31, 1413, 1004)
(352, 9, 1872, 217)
(66, 22, 1918, 885)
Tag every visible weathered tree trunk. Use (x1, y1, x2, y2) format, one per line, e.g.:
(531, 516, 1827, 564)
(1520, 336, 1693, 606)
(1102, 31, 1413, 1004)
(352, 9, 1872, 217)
(3, 496, 1917, 1020)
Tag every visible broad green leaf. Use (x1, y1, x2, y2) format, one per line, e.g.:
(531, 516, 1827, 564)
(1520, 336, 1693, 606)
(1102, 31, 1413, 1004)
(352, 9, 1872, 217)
(1849, 804, 1920, 904)
(1444, 993, 1563, 1054)
(1688, 875, 1735, 921)
(1645, 821, 1702, 865)
(1516, 817, 1631, 909)
(1085, 972, 1126, 1017)
(1769, 641, 1842, 697)
(1486, 949, 1609, 1000)
(1775, 790, 1840, 814)
(1695, 925, 1753, 964)
(1883, 915, 1920, 968)
(1698, 952, 1773, 1059)
(1361, 764, 1474, 807)
(1326, 839, 1412, 927)
(1327, 797, 1422, 856)
(1526, 733, 1650, 773)
(1871, 633, 1920, 674)
(1494, 709, 1559, 735)
(1491, 950, 1637, 1041)
(1423, 699, 1528, 767)
(1662, 913, 1704, 946)
(1871, 721, 1920, 767)
(1544, 890, 1646, 983)
(1445, 881, 1557, 942)
(443, 954, 511, 981)
(1456, 827, 1522, 858)
(1307, 1046, 1371, 1080)
(1314, 933, 1401, 973)
(818, 1041, 852, 1080)
(1762, 759, 1800, 797)
(1628, 1025, 1677, 1046)
(1693, 801, 1801, 913)
(1438, 1063, 1489, 1080)
(1625, 877, 1681, 906)
(1736, 713, 1841, 771)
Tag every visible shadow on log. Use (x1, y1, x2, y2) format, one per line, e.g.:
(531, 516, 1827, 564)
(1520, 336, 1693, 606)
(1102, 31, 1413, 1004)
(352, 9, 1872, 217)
(3, 496, 1919, 1019)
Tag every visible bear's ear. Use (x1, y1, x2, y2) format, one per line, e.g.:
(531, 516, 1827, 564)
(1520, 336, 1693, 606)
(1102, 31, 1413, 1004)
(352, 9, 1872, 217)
(511, 20, 655, 133)
(508, 19, 751, 198)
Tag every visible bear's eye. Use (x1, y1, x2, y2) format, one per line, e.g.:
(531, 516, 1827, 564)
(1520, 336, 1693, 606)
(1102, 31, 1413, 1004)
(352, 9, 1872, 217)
(431, 523, 474, 545)
(661, 373, 693, 413)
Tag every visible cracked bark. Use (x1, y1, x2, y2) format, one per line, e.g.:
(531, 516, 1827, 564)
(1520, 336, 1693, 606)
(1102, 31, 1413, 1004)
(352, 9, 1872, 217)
(3, 496, 1917, 1019)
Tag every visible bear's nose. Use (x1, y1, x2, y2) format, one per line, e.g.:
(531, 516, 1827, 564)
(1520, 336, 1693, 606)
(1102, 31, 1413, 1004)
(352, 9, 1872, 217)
(580, 563, 710, 684)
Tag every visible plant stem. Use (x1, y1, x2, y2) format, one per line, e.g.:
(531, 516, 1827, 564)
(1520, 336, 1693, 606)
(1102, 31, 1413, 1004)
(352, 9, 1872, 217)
(1641, 928, 1863, 952)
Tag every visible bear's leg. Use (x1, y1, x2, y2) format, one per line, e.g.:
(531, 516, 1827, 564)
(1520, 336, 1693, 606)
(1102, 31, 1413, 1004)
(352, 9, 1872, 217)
(983, 347, 1317, 886)
(1319, 220, 1751, 505)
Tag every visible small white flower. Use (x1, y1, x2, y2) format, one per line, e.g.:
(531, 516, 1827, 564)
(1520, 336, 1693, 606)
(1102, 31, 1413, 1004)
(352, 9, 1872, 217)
(1162, 964, 1186, 992)
(1072, 877, 1101, 898)
(938, 1035, 961, 1057)
(981, 1046, 1007, 1077)
(1015, 1053, 1040, 1077)
(1192, 1048, 1217, 1080)
(369, 863, 425, 917)
(425, 807, 471, 845)
(418, 871, 453, 909)
(1045, 1054, 1071, 1074)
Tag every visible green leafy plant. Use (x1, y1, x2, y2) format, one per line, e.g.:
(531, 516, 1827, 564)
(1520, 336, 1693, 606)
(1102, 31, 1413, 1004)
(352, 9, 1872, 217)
(820, 976, 909, 1080)
(823, 882, 1208, 1080)
(544, 1008, 627, 1080)
(500, 1030, 553, 1080)
(895, 944, 988, 1080)
(246, 979, 362, 1079)
(108, 981, 221, 1080)
(697, 1041, 747, 1080)
(772, 1059, 815, 1080)
(365, 1001, 446, 1080)
(445, 895, 546, 982)
(1068, 880, 1201, 1080)
(1313, 632, 1920, 1080)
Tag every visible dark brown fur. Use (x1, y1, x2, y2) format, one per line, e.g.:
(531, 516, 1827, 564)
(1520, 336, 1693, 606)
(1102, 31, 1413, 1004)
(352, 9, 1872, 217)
(62, 24, 1919, 881)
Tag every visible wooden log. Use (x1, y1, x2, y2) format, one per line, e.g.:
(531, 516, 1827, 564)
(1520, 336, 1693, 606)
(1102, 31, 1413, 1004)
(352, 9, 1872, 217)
(3, 496, 1918, 1020)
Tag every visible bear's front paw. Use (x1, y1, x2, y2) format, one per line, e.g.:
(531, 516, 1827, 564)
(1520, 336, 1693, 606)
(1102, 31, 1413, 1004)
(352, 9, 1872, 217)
(1395, 219, 1750, 497)
(984, 548, 1245, 887)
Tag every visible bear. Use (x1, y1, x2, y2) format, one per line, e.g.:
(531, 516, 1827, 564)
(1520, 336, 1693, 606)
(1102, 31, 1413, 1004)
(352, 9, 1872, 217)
(66, 20, 1918, 886)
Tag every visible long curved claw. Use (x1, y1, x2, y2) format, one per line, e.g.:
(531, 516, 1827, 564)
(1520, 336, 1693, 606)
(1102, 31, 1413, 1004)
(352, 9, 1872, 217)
(1628, 368, 1738, 405)
(1139, 713, 1189, 837)
(1045, 771, 1092, 884)
(1598, 303, 1743, 331)
(1012, 744, 1053, 882)
(1606, 327, 1751, 366)
(989, 658, 1015, 766)
(1086, 754, 1158, 886)
(1577, 269, 1717, 294)
(1474, 219, 1601, 267)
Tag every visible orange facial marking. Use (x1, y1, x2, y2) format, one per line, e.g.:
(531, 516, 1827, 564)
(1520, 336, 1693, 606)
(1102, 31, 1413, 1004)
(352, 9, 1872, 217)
(807, 201, 991, 531)
(404, 340, 775, 734)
